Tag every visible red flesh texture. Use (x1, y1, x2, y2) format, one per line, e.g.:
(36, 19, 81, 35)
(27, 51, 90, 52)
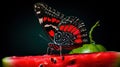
(3, 52, 120, 67)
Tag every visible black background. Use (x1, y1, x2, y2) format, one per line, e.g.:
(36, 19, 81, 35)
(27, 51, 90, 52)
(1, 0, 120, 67)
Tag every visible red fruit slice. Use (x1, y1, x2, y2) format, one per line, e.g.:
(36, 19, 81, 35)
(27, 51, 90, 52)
(2, 51, 120, 67)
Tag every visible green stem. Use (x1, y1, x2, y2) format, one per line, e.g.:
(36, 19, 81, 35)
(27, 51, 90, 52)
(89, 20, 100, 44)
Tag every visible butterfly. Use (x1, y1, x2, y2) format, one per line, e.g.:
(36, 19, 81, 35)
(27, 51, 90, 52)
(34, 2, 88, 55)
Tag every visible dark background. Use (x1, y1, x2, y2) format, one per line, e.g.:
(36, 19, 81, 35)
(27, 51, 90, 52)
(1, 0, 119, 67)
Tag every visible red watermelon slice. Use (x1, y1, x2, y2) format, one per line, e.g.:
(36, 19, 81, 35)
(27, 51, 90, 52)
(2, 51, 120, 67)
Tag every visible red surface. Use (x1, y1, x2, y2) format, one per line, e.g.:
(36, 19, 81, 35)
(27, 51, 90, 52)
(4, 52, 119, 67)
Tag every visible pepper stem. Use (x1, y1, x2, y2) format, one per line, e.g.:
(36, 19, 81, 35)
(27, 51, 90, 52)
(89, 20, 100, 44)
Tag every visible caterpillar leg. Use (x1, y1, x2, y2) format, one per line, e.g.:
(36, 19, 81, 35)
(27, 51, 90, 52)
(59, 46, 62, 56)
(46, 46, 54, 55)
(48, 43, 63, 56)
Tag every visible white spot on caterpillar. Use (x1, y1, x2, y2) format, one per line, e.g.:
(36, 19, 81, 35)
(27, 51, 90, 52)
(36, 11, 41, 14)
(83, 39, 88, 42)
(34, 5, 37, 8)
(44, 24, 58, 30)
(38, 18, 43, 24)
(81, 34, 87, 37)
